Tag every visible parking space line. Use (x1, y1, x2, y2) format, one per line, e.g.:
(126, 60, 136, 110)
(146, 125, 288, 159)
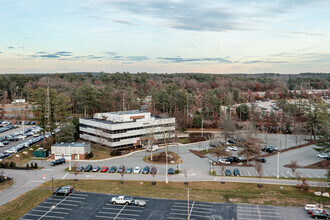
(189, 202, 194, 217)
(32, 210, 69, 215)
(272, 172, 276, 177)
(61, 200, 82, 203)
(237, 213, 281, 219)
(26, 213, 64, 219)
(306, 173, 312, 178)
(67, 196, 86, 199)
(169, 212, 210, 219)
(248, 171, 251, 176)
(72, 193, 89, 197)
(166, 217, 186, 220)
(100, 211, 139, 217)
(113, 204, 128, 220)
(315, 174, 320, 178)
(61, 172, 69, 179)
(102, 207, 142, 212)
(264, 171, 268, 177)
(95, 215, 136, 220)
(256, 205, 261, 220)
(42, 201, 78, 207)
(280, 172, 287, 178)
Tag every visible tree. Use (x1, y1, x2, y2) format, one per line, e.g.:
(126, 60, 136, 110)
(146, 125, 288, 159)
(56, 122, 76, 143)
(289, 159, 298, 178)
(237, 123, 263, 165)
(236, 104, 249, 121)
(120, 167, 126, 184)
(211, 144, 231, 162)
(254, 162, 263, 187)
(314, 120, 330, 153)
(221, 112, 236, 143)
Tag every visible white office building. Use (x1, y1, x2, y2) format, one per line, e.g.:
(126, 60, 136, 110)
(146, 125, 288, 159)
(79, 110, 176, 149)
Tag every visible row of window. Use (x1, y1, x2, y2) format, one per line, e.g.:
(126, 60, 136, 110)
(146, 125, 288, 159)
(80, 123, 175, 134)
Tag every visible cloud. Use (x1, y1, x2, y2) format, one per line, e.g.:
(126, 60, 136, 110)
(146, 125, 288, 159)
(112, 19, 134, 26)
(243, 60, 288, 64)
(8, 46, 15, 49)
(55, 51, 73, 56)
(126, 56, 149, 61)
(290, 31, 327, 37)
(157, 57, 232, 63)
(107, 53, 149, 62)
(105, 51, 118, 56)
(0, 51, 2, 53)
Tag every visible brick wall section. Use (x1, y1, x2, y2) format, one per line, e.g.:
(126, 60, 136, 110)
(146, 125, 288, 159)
(130, 115, 145, 120)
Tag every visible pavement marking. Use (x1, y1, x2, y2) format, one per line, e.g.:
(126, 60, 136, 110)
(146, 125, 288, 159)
(43, 201, 78, 207)
(67, 196, 86, 199)
(100, 211, 139, 217)
(32, 210, 69, 215)
(102, 207, 142, 212)
(248, 171, 251, 176)
(95, 215, 136, 220)
(256, 205, 261, 220)
(273, 172, 277, 177)
(264, 171, 268, 177)
(113, 203, 128, 220)
(280, 172, 287, 178)
(306, 173, 312, 178)
(26, 213, 64, 219)
(73, 193, 89, 196)
(38, 206, 72, 211)
(315, 174, 320, 178)
(61, 172, 69, 179)
(288, 172, 294, 177)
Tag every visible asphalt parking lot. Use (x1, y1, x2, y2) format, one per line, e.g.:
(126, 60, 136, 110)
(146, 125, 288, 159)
(20, 191, 315, 220)
(20, 191, 236, 220)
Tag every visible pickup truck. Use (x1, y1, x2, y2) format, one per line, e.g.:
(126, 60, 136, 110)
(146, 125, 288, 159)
(111, 196, 146, 206)
(111, 196, 133, 205)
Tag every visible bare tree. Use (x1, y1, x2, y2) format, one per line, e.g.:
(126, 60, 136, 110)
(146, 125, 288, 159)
(289, 160, 298, 178)
(151, 166, 157, 185)
(120, 167, 126, 184)
(237, 122, 263, 165)
(221, 111, 236, 143)
(211, 143, 231, 163)
(183, 169, 188, 184)
(220, 166, 225, 176)
(254, 162, 263, 187)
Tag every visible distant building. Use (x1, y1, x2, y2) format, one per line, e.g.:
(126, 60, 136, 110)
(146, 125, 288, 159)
(51, 142, 91, 160)
(79, 110, 176, 149)
(11, 99, 26, 104)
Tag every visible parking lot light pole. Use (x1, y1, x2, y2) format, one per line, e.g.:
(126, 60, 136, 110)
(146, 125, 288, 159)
(51, 173, 55, 209)
(186, 188, 191, 220)
(69, 144, 71, 171)
(165, 151, 168, 184)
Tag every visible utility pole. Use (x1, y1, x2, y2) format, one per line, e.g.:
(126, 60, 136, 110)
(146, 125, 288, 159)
(51, 173, 55, 209)
(186, 188, 191, 220)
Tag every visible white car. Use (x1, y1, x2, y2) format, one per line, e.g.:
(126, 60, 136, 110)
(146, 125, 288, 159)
(133, 167, 141, 174)
(17, 135, 26, 140)
(0, 142, 4, 147)
(147, 145, 158, 152)
(226, 146, 237, 151)
(219, 158, 231, 165)
(317, 153, 329, 159)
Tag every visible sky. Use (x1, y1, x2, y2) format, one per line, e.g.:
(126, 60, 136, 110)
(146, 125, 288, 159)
(0, 0, 330, 74)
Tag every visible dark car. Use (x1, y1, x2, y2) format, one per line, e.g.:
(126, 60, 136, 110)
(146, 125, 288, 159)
(255, 157, 267, 163)
(84, 164, 93, 172)
(50, 158, 66, 166)
(227, 139, 236, 144)
(225, 169, 232, 176)
(233, 168, 240, 176)
(53, 188, 70, 196)
(311, 211, 329, 219)
(125, 167, 133, 173)
(118, 165, 125, 173)
(168, 168, 174, 175)
(2, 140, 9, 145)
(109, 166, 117, 173)
(150, 167, 157, 174)
(76, 166, 84, 172)
(141, 166, 150, 174)
(262, 146, 277, 153)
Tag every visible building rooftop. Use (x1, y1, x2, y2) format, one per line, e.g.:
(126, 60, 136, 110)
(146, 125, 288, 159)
(53, 142, 88, 147)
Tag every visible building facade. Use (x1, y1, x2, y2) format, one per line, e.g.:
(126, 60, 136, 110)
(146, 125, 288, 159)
(51, 142, 91, 160)
(79, 110, 176, 149)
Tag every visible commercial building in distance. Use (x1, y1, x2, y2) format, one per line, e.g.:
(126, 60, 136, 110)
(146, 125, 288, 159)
(51, 142, 91, 160)
(79, 110, 176, 149)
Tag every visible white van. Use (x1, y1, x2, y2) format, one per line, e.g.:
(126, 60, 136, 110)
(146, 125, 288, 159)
(147, 145, 159, 152)
(304, 204, 318, 211)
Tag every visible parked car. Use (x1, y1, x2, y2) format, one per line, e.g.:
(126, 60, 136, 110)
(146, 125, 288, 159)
(53, 188, 70, 196)
(101, 166, 108, 172)
(227, 139, 236, 144)
(111, 196, 133, 205)
(92, 166, 100, 172)
(262, 146, 278, 153)
(226, 146, 237, 151)
(125, 167, 133, 173)
(219, 158, 231, 165)
(109, 166, 117, 173)
(255, 157, 267, 163)
(225, 169, 232, 176)
(233, 168, 241, 176)
(61, 186, 74, 193)
(50, 158, 65, 166)
(0, 142, 4, 147)
(141, 166, 150, 174)
(168, 168, 174, 175)
(147, 145, 159, 152)
(133, 167, 141, 174)
(118, 165, 125, 173)
(76, 166, 84, 172)
(311, 211, 329, 219)
(317, 153, 329, 159)
(84, 164, 93, 172)
(150, 167, 157, 174)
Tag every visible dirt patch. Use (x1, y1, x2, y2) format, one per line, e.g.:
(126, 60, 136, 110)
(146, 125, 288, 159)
(0, 177, 14, 192)
(303, 160, 330, 169)
(144, 152, 181, 164)
(189, 150, 206, 158)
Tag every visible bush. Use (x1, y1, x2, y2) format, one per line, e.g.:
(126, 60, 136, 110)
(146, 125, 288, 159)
(110, 150, 122, 156)
(26, 164, 30, 169)
(135, 145, 142, 149)
(0, 163, 3, 168)
(4, 162, 9, 168)
(30, 162, 34, 169)
(34, 162, 38, 169)
(9, 162, 16, 168)
(86, 152, 93, 159)
(210, 170, 216, 176)
(174, 169, 181, 174)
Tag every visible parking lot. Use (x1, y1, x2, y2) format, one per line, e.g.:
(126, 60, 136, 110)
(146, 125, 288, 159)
(20, 191, 236, 220)
(20, 191, 317, 220)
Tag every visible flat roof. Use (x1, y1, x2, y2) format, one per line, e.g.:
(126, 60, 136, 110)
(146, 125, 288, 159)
(52, 142, 88, 147)
(81, 115, 168, 125)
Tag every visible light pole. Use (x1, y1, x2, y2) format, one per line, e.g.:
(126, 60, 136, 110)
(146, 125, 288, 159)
(165, 151, 168, 184)
(69, 144, 71, 171)
(186, 188, 191, 220)
(51, 173, 55, 209)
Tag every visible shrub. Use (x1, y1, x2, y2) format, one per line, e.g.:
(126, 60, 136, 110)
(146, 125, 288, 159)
(26, 164, 30, 169)
(4, 162, 9, 168)
(34, 162, 38, 169)
(0, 163, 3, 168)
(30, 162, 34, 169)
(86, 152, 93, 159)
(110, 150, 122, 156)
(210, 170, 216, 176)
(9, 162, 16, 168)
(174, 169, 181, 174)
(135, 145, 142, 149)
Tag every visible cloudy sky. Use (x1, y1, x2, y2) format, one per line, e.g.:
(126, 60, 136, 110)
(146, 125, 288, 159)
(0, 0, 330, 74)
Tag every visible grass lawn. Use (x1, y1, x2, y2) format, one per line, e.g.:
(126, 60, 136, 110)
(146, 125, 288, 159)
(0, 189, 51, 220)
(40, 180, 329, 207)
(0, 179, 14, 192)
(89, 146, 111, 160)
(177, 138, 189, 144)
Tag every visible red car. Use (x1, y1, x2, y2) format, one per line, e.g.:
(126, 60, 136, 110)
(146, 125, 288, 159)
(101, 166, 108, 172)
